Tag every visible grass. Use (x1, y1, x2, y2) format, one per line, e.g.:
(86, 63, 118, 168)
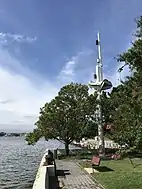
(58, 148, 142, 188)
(80, 158, 142, 189)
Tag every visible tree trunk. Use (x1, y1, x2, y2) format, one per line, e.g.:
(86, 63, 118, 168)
(65, 141, 69, 156)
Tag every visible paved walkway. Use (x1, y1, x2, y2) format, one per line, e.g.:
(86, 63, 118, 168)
(56, 160, 104, 189)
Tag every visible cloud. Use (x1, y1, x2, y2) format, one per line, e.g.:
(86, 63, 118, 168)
(0, 32, 36, 44)
(58, 48, 132, 95)
(58, 48, 130, 87)
(0, 45, 59, 131)
(60, 60, 76, 78)
(0, 63, 59, 127)
(58, 50, 94, 83)
(58, 30, 134, 92)
(0, 99, 14, 104)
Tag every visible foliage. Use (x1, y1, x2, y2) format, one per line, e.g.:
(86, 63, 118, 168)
(26, 83, 98, 155)
(104, 16, 142, 151)
(26, 129, 42, 145)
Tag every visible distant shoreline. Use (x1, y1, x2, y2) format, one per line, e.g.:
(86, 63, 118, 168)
(0, 132, 26, 137)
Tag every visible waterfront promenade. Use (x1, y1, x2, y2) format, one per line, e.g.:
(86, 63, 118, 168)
(56, 160, 104, 189)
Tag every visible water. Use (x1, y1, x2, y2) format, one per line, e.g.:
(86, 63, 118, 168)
(0, 137, 50, 189)
(0, 137, 80, 189)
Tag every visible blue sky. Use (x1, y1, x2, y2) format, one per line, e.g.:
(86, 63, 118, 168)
(0, 0, 142, 131)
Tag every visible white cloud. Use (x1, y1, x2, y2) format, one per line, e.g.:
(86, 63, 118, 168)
(0, 32, 36, 44)
(58, 57, 76, 84)
(58, 48, 130, 87)
(61, 60, 75, 77)
(0, 64, 58, 131)
(58, 44, 132, 93)
(0, 42, 58, 131)
(58, 50, 94, 84)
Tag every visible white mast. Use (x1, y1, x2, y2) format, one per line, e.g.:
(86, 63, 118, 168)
(88, 32, 112, 156)
(96, 32, 105, 156)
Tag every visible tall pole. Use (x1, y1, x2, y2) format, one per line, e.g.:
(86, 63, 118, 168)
(96, 32, 105, 156)
(96, 32, 103, 82)
(89, 32, 112, 155)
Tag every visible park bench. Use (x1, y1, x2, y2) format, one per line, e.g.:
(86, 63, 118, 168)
(111, 154, 121, 160)
(91, 156, 101, 167)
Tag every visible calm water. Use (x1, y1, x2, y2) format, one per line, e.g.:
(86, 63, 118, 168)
(0, 137, 55, 189)
(0, 137, 80, 189)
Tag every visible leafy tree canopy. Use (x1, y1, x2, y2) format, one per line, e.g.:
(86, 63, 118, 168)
(104, 16, 142, 152)
(26, 82, 98, 155)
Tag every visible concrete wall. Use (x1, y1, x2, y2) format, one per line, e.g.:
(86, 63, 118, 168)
(32, 151, 56, 189)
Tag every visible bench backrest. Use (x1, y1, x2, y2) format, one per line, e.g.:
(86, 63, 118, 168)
(91, 156, 101, 166)
(112, 154, 121, 160)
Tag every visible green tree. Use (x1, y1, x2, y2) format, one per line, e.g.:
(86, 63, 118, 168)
(107, 81, 142, 150)
(105, 16, 142, 151)
(26, 83, 97, 156)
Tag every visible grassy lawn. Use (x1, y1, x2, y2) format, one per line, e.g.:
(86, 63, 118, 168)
(80, 158, 142, 189)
